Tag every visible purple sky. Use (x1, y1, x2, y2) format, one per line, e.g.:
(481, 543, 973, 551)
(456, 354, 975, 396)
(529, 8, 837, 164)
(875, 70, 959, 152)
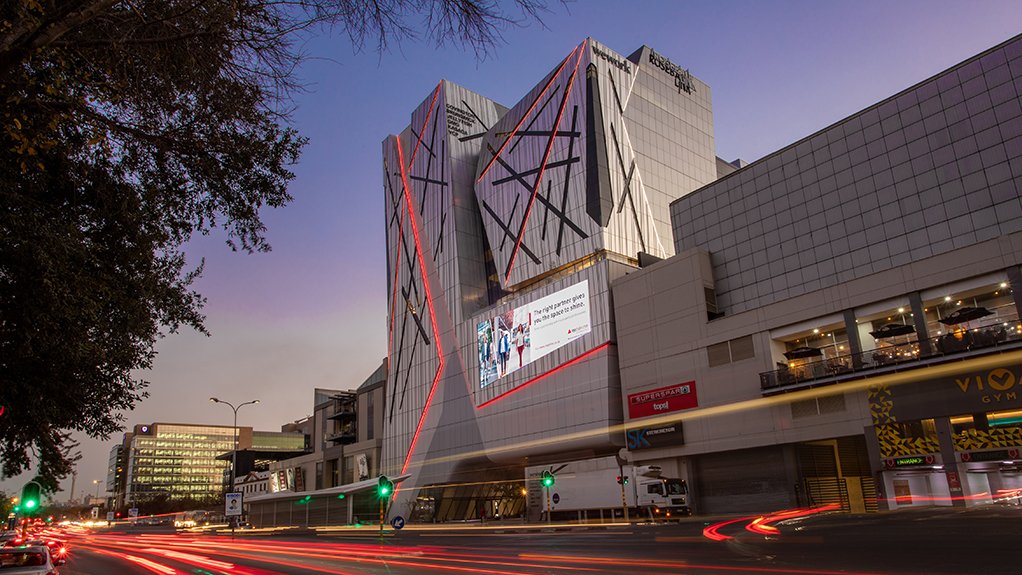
(5, 0, 1022, 499)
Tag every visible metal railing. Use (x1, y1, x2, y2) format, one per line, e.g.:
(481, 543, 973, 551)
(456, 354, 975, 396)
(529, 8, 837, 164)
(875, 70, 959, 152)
(760, 322, 1022, 391)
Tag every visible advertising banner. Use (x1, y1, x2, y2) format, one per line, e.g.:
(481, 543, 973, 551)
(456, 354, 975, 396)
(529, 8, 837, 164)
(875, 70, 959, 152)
(626, 422, 684, 450)
(477, 280, 591, 388)
(627, 381, 698, 419)
(225, 492, 243, 517)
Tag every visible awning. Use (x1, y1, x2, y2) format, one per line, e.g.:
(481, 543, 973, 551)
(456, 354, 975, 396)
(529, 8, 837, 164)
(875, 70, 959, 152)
(869, 323, 916, 338)
(783, 346, 823, 360)
(247, 474, 411, 503)
(939, 306, 993, 325)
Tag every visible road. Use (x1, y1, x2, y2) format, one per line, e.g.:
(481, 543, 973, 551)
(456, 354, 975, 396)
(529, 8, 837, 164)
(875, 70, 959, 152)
(49, 505, 1021, 575)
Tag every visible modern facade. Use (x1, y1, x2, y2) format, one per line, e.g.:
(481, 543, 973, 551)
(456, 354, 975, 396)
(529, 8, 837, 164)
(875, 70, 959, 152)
(614, 34, 1022, 513)
(247, 360, 387, 527)
(380, 38, 721, 521)
(108, 422, 305, 507)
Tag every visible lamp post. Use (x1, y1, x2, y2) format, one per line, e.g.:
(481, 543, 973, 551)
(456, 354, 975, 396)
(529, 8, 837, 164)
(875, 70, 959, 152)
(92, 480, 101, 505)
(209, 397, 260, 492)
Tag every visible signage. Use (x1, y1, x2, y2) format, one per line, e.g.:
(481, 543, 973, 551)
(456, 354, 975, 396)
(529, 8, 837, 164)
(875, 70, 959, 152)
(591, 44, 630, 74)
(647, 49, 695, 94)
(128, 507, 139, 518)
(626, 422, 684, 450)
(294, 467, 305, 492)
(225, 492, 243, 517)
(885, 362, 1022, 421)
(628, 382, 698, 419)
(477, 280, 591, 388)
(552, 493, 560, 504)
(885, 455, 935, 469)
(357, 454, 370, 482)
(390, 516, 405, 530)
(961, 449, 1017, 463)
(106, 512, 115, 522)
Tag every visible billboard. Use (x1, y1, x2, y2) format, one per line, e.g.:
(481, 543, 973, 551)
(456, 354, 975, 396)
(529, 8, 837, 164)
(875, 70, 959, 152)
(478, 280, 592, 388)
(627, 382, 698, 419)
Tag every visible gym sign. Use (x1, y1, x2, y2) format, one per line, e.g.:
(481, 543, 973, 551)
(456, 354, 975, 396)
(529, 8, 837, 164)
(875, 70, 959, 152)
(888, 362, 1022, 420)
(955, 367, 1021, 404)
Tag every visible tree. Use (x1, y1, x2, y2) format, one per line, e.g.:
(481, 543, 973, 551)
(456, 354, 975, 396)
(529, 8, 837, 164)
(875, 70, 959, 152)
(0, 0, 549, 491)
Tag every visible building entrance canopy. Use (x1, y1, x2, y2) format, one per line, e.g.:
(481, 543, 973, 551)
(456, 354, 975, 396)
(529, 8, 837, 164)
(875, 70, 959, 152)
(247, 474, 410, 504)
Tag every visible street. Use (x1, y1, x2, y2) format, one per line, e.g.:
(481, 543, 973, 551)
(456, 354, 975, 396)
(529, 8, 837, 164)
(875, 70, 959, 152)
(52, 506, 1020, 575)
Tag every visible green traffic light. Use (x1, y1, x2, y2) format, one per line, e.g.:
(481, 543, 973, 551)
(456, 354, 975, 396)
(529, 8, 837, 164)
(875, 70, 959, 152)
(24, 500, 36, 510)
(379, 485, 391, 496)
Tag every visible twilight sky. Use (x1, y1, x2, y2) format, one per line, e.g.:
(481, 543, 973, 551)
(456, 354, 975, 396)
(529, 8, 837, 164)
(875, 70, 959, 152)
(6, 0, 1022, 499)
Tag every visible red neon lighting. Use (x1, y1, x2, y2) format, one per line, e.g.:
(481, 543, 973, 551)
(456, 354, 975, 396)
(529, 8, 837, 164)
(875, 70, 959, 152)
(477, 342, 611, 409)
(744, 504, 841, 535)
(395, 136, 445, 475)
(505, 39, 587, 284)
(476, 46, 580, 183)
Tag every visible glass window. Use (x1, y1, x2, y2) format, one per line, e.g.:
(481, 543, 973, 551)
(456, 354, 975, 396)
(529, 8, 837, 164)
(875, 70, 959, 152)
(647, 483, 664, 495)
(366, 392, 375, 441)
(924, 279, 1019, 354)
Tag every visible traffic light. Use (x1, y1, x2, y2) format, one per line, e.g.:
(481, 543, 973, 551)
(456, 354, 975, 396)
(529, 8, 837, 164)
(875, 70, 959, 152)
(20, 482, 41, 513)
(541, 470, 555, 488)
(616, 475, 629, 485)
(336, 493, 346, 500)
(377, 475, 394, 498)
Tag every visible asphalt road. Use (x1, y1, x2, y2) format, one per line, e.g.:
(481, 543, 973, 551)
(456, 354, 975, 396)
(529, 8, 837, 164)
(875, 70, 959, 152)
(49, 505, 1021, 575)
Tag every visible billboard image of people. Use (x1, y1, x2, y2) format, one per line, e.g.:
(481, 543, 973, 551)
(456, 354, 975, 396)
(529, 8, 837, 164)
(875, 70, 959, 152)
(478, 280, 591, 388)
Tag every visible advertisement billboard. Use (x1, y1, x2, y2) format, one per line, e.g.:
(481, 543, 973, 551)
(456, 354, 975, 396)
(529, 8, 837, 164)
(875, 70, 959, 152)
(478, 280, 592, 388)
(627, 381, 698, 419)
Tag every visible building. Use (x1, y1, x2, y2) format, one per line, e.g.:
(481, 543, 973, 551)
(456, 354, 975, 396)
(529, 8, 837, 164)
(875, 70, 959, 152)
(247, 360, 387, 527)
(107, 422, 305, 507)
(613, 33, 1022, 513)
(379, 38, 725, 521)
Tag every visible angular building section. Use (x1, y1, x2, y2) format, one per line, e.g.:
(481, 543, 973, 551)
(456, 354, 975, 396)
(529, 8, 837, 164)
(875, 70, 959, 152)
(381, 38, 717, 520)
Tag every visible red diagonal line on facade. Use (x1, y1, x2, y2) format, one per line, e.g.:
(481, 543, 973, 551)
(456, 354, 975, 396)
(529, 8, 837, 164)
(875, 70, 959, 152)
(395, 135, 445, 476)
(476, 47, 580, 183)
(504, 39, 587, 285)
(409, 82, 442, 167)
(477, 342, 611, 409)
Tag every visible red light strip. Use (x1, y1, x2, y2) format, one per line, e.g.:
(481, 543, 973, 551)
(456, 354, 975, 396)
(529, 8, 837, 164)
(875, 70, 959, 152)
(477, 342, 610, 409)
(476, 46, 580, 183)
(745, 503, 841, 535)
(702, 515, 758, 541)
(395, 135, 445, 475)
(504, 39, 587, 285)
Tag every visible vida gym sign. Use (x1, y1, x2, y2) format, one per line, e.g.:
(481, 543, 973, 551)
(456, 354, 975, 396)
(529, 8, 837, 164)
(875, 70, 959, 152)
(889, 363, 1022, 420)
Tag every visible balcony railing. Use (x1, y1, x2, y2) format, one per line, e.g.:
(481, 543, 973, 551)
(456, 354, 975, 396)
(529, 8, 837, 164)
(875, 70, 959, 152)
(760, 322, 1022, 392)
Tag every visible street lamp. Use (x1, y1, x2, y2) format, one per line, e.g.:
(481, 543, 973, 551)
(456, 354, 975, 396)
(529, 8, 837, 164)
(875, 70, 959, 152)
(92, 480, 101, 504)
(209, 397, 260, 493)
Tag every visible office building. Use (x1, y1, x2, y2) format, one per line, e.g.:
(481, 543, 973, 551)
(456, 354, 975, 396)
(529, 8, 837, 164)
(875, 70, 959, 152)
(380, 37, 723, 520)
(107, 422, 305, 507)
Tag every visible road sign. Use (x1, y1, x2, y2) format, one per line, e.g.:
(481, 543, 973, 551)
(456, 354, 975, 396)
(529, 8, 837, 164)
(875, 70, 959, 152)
(106, 512, 115, 522)
(225, 492, 243, 517)
(390, 516, 405, 530)
(552, 493, 560, 504)
(128, 507, 139, 518)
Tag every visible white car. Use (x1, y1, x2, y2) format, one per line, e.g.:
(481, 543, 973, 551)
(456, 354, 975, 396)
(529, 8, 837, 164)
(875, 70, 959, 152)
(0, 545, 57, 574)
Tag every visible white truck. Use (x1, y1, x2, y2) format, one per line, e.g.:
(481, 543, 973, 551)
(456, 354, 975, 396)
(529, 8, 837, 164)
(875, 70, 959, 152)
(525, 456, 690, 521)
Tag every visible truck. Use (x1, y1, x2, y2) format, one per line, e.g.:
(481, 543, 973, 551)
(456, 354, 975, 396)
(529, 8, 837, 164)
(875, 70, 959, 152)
(525, 456, 690, 521)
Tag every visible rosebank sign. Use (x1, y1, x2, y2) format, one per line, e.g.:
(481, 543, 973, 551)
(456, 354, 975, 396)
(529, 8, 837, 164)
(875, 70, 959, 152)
(628, 381, 698, 419)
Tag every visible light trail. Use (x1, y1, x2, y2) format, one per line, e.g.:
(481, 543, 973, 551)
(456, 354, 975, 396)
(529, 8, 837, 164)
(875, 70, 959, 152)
(404, 349, 1022, 471)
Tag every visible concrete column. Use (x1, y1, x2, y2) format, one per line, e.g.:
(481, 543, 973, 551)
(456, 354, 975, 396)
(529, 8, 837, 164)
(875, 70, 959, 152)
(863, 426, 890, 511)
(934, 417, 967, 508)
(1006, 266, 1022, 322)
(909, 292, 932, 356)
(844, 309, 863, 369)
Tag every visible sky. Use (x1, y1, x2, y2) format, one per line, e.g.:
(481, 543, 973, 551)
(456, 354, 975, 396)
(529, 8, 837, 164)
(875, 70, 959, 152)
(5, 0, 1022, 499)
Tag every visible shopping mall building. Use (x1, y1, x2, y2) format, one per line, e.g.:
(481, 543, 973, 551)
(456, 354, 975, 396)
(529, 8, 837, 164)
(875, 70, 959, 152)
(381, 33, 1022, 518)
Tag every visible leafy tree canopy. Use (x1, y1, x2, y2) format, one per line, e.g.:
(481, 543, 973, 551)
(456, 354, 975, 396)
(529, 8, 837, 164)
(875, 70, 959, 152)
(0, 0, 547, 491)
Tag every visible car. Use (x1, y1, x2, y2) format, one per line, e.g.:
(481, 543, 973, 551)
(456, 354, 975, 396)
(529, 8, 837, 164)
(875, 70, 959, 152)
(0, 545, 58, 573)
